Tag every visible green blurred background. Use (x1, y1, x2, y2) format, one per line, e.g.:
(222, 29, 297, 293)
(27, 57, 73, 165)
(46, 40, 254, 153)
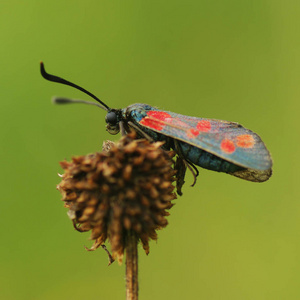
(1, 1, 299, 299)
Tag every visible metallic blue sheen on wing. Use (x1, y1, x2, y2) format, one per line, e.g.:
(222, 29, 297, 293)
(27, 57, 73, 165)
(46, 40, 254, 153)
(125, 104, 272, 172)
(122, 103, 272, 183)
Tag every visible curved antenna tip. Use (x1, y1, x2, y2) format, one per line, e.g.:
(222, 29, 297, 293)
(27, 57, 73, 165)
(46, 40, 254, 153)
(40, 63, 110, 111)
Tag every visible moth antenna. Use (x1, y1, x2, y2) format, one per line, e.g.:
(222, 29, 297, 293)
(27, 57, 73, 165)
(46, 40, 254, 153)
(52, 97, 106, 109)
(40, 62, 110, 111)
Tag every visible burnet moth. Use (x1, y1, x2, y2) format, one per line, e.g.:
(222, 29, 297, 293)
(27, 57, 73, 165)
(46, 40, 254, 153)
(41, 62, 272, 188)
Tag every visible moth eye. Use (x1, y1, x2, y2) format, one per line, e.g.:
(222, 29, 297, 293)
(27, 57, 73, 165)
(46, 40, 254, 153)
(105, 111, 118, 124)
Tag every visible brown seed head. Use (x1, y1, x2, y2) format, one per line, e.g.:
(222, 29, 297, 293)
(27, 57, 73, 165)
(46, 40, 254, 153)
(57, 132, 177, 262)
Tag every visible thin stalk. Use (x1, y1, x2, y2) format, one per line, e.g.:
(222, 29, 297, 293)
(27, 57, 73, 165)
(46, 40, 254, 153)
(126, 231, 138, 300)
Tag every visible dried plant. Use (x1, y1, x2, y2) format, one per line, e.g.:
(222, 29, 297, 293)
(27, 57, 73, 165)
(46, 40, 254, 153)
(57, 132, 178, 299)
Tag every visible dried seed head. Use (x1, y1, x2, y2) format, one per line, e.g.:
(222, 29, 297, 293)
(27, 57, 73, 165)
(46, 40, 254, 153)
(57, 132, 177, 262)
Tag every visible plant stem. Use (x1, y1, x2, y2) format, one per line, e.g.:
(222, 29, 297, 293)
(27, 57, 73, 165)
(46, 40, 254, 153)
(126, 230, 138, 300)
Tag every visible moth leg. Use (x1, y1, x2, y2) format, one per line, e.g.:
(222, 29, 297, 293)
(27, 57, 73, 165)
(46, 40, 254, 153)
(174, 156, 186, 196)
(184, 160, 198, 187)
(174, 140, 199, 187)
(186, 159, 199, 180)
(119, 121, 126, 136)
(128, 121, 154, 142)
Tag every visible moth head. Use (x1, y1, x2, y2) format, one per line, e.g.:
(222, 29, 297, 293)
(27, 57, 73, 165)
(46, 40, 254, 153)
(105, 110, 120, 135)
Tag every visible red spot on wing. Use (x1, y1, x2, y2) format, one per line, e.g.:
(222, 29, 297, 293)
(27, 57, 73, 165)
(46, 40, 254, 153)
(139, 111, 172, 131)
(186, 128, 200, 138)
(220, 139, 235, 154)
(147, 111, 171, 120)
(196, 120, 211, 132)
(139, 118, 163, 130)
(185, 120, 211, 138)
(236, 134, 255, 148)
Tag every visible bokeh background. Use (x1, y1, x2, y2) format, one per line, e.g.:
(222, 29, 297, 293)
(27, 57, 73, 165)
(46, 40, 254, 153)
(1, 1, 299, 299)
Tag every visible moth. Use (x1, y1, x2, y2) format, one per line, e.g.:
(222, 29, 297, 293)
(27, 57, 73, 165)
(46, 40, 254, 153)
(41, 62, 272, 193)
